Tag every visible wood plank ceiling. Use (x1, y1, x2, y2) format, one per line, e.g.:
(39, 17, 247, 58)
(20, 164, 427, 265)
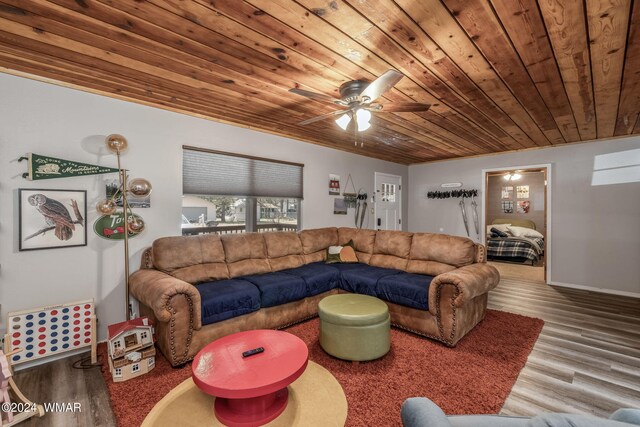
(0, 1, 639, 164)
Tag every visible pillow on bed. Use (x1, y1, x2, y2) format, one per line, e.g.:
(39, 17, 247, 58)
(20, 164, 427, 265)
(490, 227, 509, 238)
(507, 225, 543, 239)
(486, 223, 511, 235)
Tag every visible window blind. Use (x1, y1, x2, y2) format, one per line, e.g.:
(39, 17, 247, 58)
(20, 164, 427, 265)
(182, 146, 304, 199)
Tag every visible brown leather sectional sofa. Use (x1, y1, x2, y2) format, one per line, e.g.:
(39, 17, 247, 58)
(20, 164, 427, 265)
(130, 227, 500, 367)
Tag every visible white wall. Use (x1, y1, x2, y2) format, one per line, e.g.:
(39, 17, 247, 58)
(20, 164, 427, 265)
(0, 74, 407, 340)
(409, 137, 640, 295)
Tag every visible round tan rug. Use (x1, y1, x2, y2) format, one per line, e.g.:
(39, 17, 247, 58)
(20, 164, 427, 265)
(141, 360, 347, 427)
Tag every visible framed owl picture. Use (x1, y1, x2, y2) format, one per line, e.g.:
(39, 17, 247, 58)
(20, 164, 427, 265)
(19, 189, 87, 251)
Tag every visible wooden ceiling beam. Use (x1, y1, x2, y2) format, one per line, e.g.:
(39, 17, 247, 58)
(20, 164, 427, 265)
(194, 0, 505, 155)
(489, 0, 581, 143)
(293, 0, 518, 152)
(221, 0, 510, 151)
(89, 0, 480, 157)
(0, 33, 426, 163)
(440, 0, 564, 144)
(538, 0, 597, 140)
(404, 0, 557, 147)
(339, 0, 532, 151)
(586, 0, 631, 138)
(614, 0, 640, 135)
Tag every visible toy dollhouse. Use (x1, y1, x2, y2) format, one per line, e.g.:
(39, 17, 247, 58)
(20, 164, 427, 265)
(107, 317, 155, 382)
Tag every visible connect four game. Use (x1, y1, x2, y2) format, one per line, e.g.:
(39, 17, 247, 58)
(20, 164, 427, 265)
(7, 299, 96, 365)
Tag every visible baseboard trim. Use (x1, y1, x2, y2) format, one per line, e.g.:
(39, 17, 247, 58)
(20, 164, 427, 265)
(549, 281, 640, 299)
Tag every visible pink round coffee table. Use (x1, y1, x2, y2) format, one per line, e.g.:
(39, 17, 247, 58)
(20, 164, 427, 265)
(192, 329, 308, 427)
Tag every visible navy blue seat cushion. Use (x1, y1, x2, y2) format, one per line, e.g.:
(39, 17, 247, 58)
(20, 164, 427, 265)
(242, 272, 309, 308)
(335, 263, 402, 296)
(377, 272, 433, 311)
(281, 262, 341, 296)
(196, 279, 261, 326)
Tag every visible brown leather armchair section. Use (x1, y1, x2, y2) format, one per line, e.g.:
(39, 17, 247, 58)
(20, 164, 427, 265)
(429, 263, 500, 310)
(129, 269, 202, 365)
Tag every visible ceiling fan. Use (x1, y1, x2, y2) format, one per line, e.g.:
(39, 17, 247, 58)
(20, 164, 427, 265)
(289, 70, 431, 132)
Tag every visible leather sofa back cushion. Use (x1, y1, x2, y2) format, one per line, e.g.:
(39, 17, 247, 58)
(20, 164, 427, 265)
(407, 233, 475, 276)
(299, 227, 338, 264)
(152, 235, 229, 283)
(263, 232, 305, 272)
(370, 230, 413, 270)
(337, 227, 376, 264)
(221, 234, 271, 278)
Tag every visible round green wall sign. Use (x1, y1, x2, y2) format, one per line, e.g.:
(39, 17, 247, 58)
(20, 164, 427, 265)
(94, 213, 144, 240)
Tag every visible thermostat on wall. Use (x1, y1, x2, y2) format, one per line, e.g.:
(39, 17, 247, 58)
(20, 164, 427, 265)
(441, 182, 463, 188)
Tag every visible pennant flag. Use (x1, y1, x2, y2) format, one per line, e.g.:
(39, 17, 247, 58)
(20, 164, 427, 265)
(21, 153, 119, 180)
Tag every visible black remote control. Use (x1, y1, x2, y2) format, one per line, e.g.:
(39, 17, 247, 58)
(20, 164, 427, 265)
(242, 347, 264, 358)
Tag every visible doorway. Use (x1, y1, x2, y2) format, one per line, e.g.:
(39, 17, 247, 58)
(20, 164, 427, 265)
(374, 172, 402, 231)
(482, 165, 551, 283)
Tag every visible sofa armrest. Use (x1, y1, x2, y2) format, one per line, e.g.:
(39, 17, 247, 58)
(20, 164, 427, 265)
(429, 263, 500, 311)
(129, 269, 202, 330)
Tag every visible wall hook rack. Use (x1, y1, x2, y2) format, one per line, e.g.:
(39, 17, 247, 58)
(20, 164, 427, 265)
(426, 189, 478, 199)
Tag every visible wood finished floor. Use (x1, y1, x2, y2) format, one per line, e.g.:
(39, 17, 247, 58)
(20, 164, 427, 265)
(489, 261, 640, 417)
(10, 263, 640, 426)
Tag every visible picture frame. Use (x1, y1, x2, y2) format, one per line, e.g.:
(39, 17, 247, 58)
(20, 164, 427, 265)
(516, 185, 529, 199)
(19, 188, 87, 251)
(501, 186, 513, 199)
(333, 198, 348, 215)
(329, 174, 340, 195)
(517, 200, 531, 214)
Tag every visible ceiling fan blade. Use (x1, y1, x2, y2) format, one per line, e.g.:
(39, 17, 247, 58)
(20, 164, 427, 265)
(297, 109, 348, 126)
(359, 70, 404, 103)
(369, 102, 431, 113)
(289, 88, 342, 104)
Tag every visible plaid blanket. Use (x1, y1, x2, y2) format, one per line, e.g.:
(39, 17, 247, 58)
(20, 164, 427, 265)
(487, 236, 543, 264)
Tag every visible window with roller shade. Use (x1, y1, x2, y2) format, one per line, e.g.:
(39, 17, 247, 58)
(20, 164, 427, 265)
(182, 146, 303, 234)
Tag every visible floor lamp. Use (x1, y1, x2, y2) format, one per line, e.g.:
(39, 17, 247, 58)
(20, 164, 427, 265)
(96, 134, 152, 320)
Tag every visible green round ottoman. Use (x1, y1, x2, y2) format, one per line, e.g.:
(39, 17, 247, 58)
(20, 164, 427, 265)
(318, 294, 390, 361)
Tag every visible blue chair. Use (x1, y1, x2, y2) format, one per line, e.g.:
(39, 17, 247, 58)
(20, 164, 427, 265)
(401, 397, 640, 427)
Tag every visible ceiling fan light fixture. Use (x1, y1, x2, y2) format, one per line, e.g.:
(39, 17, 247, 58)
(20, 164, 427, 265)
(357, 119, 371, 131)
(356, 108, 372, 123)
(503, 172, 522, 181)
(335, 113, 351, 130)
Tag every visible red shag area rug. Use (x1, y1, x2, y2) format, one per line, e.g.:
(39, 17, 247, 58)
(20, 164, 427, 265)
(100, 309, 543, 427)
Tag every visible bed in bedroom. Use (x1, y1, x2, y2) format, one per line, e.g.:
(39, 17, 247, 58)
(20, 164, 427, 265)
(486, 219, 545, 265)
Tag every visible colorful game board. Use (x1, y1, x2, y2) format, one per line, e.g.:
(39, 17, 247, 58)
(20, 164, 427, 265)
(7, 299, 95, 365)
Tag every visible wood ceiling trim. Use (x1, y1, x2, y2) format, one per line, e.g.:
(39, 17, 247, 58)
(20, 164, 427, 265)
(391, 0, 552, 149)
(586, 0, 631, 138)
(489, 0, 581, 143)
(101, 0, 488, 156)
(614, 0, 640, 135)
(0, 13, 312, 120)
(0, 1, 636, 164)
(221, 0, 512, 151)
(0, 34, 424, 164)
(195, 0, 509, 153)
(429, 1, 564, 144)
(439, 0, 563, 146)
(296, 0, 524, 152)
